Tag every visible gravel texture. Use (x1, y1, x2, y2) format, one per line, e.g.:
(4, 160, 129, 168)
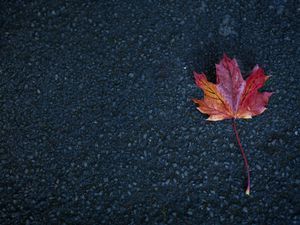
(1, 0, 299, 224)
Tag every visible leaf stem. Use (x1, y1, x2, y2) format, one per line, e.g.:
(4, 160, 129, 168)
(232, 119, 250, 195)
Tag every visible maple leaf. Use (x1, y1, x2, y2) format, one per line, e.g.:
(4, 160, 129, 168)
(193, 54, 273, 195)
(192, 54, 272, 121)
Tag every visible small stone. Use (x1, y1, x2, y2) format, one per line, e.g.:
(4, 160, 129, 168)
(256, 165, 262, 170)
(242, 207, 248, 213)
(128, 73, 134, 78)
(187, 209, 193, 215)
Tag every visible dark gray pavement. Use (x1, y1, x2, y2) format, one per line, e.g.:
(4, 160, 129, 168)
(1, 0, 299, 224)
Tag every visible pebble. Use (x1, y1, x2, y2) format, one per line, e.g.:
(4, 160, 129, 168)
(256, 165, 262, 170)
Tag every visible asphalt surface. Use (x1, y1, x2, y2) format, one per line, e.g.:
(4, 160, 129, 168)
(1, 0, 299, 224)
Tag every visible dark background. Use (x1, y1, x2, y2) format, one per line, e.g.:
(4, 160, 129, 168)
(1, 0, 299, 224)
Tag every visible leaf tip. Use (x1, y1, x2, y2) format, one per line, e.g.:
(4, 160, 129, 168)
(265, 75, 272, 81)
(222, 52, 229, 59)
(191, 98, 199, 104)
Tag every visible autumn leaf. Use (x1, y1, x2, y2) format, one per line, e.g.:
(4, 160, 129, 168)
(193, 54, 272, 121)
(193, 54, 273, 195)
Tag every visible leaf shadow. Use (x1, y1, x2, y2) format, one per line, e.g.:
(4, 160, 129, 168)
(191, 39, 258, 82)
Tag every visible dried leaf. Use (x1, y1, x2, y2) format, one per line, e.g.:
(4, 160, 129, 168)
(193, 54, 272, 121)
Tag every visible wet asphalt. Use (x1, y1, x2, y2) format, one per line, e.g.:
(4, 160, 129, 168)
(1, 1, 299, 224)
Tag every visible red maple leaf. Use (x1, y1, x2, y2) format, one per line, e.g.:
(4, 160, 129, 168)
(193, 54, 273, 195)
